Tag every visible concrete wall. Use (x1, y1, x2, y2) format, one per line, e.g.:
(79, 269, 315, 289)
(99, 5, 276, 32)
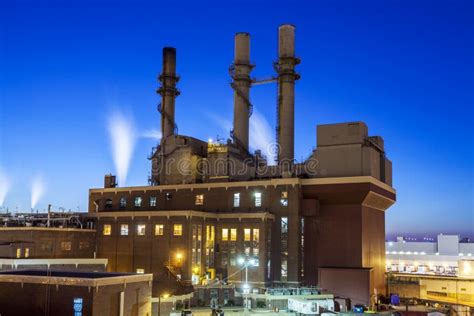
(318, 267, 372, 306)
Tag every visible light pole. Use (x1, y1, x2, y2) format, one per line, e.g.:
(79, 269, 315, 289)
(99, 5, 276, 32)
(237, 256, 257, 311)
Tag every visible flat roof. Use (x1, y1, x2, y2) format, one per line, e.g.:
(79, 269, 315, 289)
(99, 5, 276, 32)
(0, 269, 152, 287)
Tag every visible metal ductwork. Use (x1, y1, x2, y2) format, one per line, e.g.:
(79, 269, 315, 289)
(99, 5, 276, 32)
(276, 24, 300, 167)
(231, 32, 254, 153)
(157, 47, 180, 141)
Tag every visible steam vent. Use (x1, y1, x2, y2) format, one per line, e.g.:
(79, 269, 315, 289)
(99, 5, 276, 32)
(89, 25, 396, 304)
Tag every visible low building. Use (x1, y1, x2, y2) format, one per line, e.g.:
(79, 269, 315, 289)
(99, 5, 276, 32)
(386, 235, 474, 275)
(387, 273, 474, 308)
(0, 269, 153, 316)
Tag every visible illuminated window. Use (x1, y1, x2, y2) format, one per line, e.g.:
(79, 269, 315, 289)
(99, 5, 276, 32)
(119, 197, 126, 208)
(150, 197, 157, 207)
(137, 224, 146, 236)
(40, 241, 52, 251)
(253, 229, 259, 242)
(233, 193, 240, 207)
(244, 228, 251, 241)
(120, 224, 129, 236)
(280, 191, 288, 206)
(255, 192, 262, 207)
(245, 247, 250, 256)
(222, 228, 229, 241)
(173, 224, 183, 236)
(61, 242, 72, 251)
(134, 197, 142, 207)
(230, 228, 237, 241)
(79, 242, 90, 250)
(195, 194, 204, 205)
(253, 248, 259, 256)
(103, 224, 112, 236)
(16, 248, 21, 258)
(25, 248, 30, 258)
(136, 268, 144, 274)
(155, 224, 164, 236)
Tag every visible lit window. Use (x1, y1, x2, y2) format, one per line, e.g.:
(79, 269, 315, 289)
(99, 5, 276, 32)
(245, 247, 251, 255)
(119, 197, 126, 208)
(222, 228, 229, 241)
(230, 258, 236, 266)
(155, 224, 164, 236)
(253, 229, 259, 242)
(173, 224, 183, 236)
(137, 224, 146, 236)
(103, 224, 112, 236)
(195, 194, 204, 205)
(136, 268, 144, 274)
(105, 199, 113, 208)
(79, 242, 89, 250)
(253, 248, 259, 256)
(230, 228, 237, 241)
(280, 198, 288, 207)
(233, 193, 240, 207)
(255, 192, 262, 207)
(134, 197, 142, 207)
(120, 224, 129, 236)
(244, 228, 251, 241)
(281, 191, 288, 199)
(16, 248, 21, 258)
(150, 197, 157, 207)
(25, 248, 30, 258)
(61, 242, 72, 251)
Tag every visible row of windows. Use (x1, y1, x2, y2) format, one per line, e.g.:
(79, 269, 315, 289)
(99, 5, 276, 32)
(106, 191, 289, 209)
(222, 228, 259, 242)
(103, 224, 183, 236)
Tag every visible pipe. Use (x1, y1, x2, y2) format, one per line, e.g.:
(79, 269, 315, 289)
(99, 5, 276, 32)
(276, 24, 300, 169)
(157, 47, 180, 140)
(232, 32, 253, 153)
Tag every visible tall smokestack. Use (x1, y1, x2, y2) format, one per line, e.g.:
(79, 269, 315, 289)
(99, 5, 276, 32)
(157, 47, 180, 140)
(231, 33, 253, 152)
(276, 24, 300, 169)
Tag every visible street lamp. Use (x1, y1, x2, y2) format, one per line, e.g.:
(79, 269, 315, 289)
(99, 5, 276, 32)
(237, 256, 258, 310)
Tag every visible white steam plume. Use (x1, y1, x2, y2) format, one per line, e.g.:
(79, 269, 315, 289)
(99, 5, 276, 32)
(0, 169, 10, 207)
(207, 110, 276, 163)
(31, 174, 46, 209)
(250, 109, 276, 164)
(141, 128, 162, 141)
(107, 110, 137, 187)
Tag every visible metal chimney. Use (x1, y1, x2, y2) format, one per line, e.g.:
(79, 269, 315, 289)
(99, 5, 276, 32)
(157, 47, 180, 140)
(276, 24, 300, 167)
(231, 33, 253, 152)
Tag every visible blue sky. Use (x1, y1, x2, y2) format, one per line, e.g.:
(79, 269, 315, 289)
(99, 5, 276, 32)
(0, 0, 472, 238)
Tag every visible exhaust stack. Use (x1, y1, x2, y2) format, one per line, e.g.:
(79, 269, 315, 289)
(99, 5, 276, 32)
(231, 33, 253, 152)
(276, 24, 300, 168)
(157, 47, 180, 140)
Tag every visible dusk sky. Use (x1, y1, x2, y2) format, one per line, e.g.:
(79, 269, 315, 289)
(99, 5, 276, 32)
(0, 0, 472, 238)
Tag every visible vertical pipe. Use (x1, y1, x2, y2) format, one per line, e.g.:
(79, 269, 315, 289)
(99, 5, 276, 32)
(232, 33, 253, 152)
(157, 47, 180, 140)
(277, 24, 300, 170)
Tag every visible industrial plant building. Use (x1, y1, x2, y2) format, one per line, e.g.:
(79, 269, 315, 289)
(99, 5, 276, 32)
(87, 24, 395, 304)
(0, 24, 396, 311)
